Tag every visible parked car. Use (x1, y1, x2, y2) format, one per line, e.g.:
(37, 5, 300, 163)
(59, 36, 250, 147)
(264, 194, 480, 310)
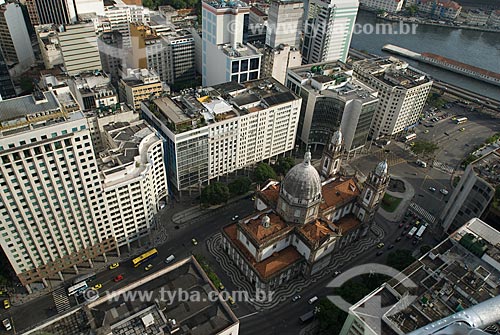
(114, 275, 124, 282)
(440, 189, 449, 195)
(232, 215, 239, 221)
(292, 295, 302, 302)
(165, 255, 175, 264)
(218, 283, 225, 291)
(3, 299, 9, 309)
(388, 245, 394, 249)
(429, 187, 436, 192)
(396, 237, 402, 242)
(2, 318, 12, 331)
(308, 296, 319, 304)
(144, 264, 153, 271)
(377, 243, 385, 249)
(191, 238, 198, 246)
(333, 271, 341, 276)
(93, 283, 102, 290)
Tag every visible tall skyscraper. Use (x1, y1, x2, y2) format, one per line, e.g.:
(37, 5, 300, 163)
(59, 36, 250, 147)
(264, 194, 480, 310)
(25, 0, 105, 25)
(301, 0, 359, 64)
(0, 2, 35, 75)
(266, 0, 304, 49)
(201, 0, 262, 86)
(0, 47, 15, 99)
(58, 22, 103, 76)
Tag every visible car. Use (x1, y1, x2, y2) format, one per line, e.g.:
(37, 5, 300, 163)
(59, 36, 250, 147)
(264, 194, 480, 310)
(114, 275, 124, 282)
(377, 243, 385, 249)
(460, 127, 465, 132)
(396, 237, 402, 242)
(191, 238, 198, 246)
(3, 299, 9, 309)
(109, 263, 119, 270)
(232, 215, 239, 221)
(406, 224, 411, 229)
(424, 129, 429, 134)
(440, 189, 449, 195)
(429, 187, 436, 192)
(401, 230, 407, 236)
(144, 264, 153, 271)
(452, 117, 457, 121)
(218, 283, 225, 291)
(308, 296, 319, 304)
(2, 318, 12, 331)
(399, 223, 404, 228)
(376, 251, 384, 256)
(388, 244, 395, 249)
(333, 271, 341, 276)
(165, 255, 175, 264)
(228, 296, 236, 305)
(93, 283, 102, 290)
(292, 295, 302, 302)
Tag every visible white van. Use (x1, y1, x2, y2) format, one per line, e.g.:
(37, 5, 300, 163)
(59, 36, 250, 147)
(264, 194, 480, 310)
(2, 318, 12, 331)
(165, 255, 175, 264)
(308, 296, 319, 304)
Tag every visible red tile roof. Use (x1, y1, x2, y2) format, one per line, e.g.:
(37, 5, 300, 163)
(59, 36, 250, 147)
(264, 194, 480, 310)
(223, 224, 302, 279)
(240, 212, 292, 243)
(321, 178, 360, 211)
(259, 184, 280, 207)
(298, 220, 336, 243)
(421, 53, 500, 80)
(332, 214, 362, 234)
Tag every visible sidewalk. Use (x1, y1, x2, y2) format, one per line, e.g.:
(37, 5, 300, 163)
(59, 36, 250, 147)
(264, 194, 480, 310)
(378, 176, 415, 222)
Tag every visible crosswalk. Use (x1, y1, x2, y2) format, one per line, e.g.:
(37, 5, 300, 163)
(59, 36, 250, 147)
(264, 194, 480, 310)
(372, 150, 407, 167)
(433, 160, 455, 174)
(409, 202, 436, 224)
(52, 287, 71, 314)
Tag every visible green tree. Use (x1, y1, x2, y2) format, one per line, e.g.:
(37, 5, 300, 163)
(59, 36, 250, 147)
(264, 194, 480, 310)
(411, 140, 439, 157)
(274, 156, 295, 176)
(317, 298, 348, 335)
(386, 249, 416, 271)
(427, 92, 446, 109)
(200, 182, 230, 206)
(461, 154, 479, 167)
(253, 163, 277, 184)
(228, 177, 252, 196)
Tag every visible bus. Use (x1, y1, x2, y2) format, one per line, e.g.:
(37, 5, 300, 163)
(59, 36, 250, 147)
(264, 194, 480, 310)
(73, 272, 96, 285)
(299, 310, 315, 324)
(407, 227, 418, 238)
(404, 133, 417, 143)
(416, 224, 428, 239)
(455, 117, 468, 124)
(132, 248, 158, 267)
(67, 281, 88, 296)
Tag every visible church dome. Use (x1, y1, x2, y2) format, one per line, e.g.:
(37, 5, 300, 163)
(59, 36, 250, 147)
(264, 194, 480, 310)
(281, 152, 322, 202)
(375, 159, 388, 176)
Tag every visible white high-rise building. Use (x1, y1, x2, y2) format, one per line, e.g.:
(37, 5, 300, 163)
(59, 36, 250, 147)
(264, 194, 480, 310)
(359, 0, 403, 13)
(266, 0, 304, 49)
(352, 57, 432, 139)
(201, 0, 262, 86)
(0, 91, 114, 292)
(0, 91, 168, 292)
(301, 0, 359, 64)
(142, 78, 301, 192)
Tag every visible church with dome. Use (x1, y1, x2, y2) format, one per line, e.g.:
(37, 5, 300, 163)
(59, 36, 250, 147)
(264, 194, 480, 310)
(221, 130, 390, 291)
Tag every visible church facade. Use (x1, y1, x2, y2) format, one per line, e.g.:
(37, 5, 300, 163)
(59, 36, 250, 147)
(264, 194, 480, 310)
(221, 130, 390, 291)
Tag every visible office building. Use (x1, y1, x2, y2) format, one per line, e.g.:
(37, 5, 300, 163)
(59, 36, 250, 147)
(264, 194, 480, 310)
(102, 4, 149, 48)
(58, 22, 103, 76)
(488, 10, 500, 27)
(352, 57, 432, 139)
(119, 68, 164, 111)
(142, 78, 301, 192)
(360, 0, 403, 12)
(301, 0, 359, 64)
(201, 0, 262, 86)
(221, 143, 389, 290)
(286, 62, 379, 151)
(68, 72, 118, 111)
(128, 24, 196, 85)
(461, 9, 489, 26)
(266, 0, 303, 49)
(405, 0, 461, 19)
(440, 149, 499, 233)
(259, 43, 302, 85)
(35, 24, 64, 70)
(23, 257, 239, 335)
(0, 2, 35, 75)
(0, 91, 116, 292)
(26, 0, 105, 26)
(99, 120, 168, 249)
(339, 217, 500, 335)
(0, 47, 15, 99)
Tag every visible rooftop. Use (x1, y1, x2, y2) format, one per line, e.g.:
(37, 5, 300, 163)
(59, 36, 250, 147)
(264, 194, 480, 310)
(23, 257, 239, 335)
(239, 211, 293, 244)
(287, 61, 351, 82)
(349, 218, 500, 335)
(470, 149, 500, 186)
(321, 177, 361, 212)
(297, 219, 337, 245)
(203, 0, 250, 10)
